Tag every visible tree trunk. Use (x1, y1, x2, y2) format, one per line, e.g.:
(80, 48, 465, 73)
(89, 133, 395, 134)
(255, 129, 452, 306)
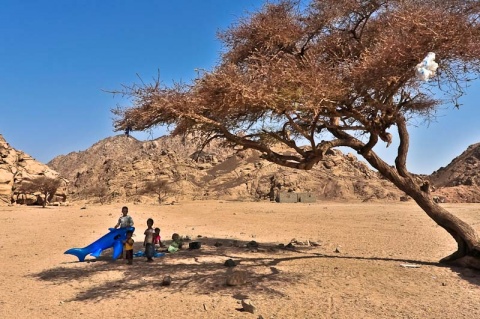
(407, 189, 480, 268)
(42, 192, 47, 208)
(362, 148, 480, 269)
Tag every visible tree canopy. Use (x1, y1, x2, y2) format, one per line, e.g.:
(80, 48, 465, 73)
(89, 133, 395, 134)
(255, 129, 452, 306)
(114, 0, 479, 170)
(19, 176, 62, 208)
(112, 0, 480, 267)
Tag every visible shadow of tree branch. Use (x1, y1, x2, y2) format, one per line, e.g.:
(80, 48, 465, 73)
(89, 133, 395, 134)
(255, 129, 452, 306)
(32, 237, 480, 302)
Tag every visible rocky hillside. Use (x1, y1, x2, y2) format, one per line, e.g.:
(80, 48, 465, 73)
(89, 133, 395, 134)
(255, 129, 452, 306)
(47, 134, 405, 204)
(0, 134, 67, 205)
(48, 135, 231, 202)
(430, 143, 480, 187)
(429, 143, 480, 203)
(4, 131, 476, 204)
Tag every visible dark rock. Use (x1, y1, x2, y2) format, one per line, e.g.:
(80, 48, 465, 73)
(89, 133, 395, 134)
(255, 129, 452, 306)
(241, 299, 256, 314)
(162, 276, 172, 286)
(246, 241, 259, 249)
(224, 259, 236, 267)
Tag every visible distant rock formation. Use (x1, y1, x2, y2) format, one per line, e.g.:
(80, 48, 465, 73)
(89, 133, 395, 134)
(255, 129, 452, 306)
(48, 134, 405, 204)
(0, 134, 68, 205)
(430, 143, 480, 187)
(429, 143, 480, 203)
(3, 131, 476, 204)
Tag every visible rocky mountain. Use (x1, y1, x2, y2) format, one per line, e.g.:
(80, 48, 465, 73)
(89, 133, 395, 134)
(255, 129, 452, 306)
(3, 131, 477, 205)
(0, 134, 67, 205)
(429, 143, 480, 203)
(430, 143, 480, 187)
(48, 134, 405, 204)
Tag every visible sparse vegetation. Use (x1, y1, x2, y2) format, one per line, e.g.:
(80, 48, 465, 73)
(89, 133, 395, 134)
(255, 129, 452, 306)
(19, 176, 62, 207)
(141, 179, 172, 204)
(81, 185, 110, 204)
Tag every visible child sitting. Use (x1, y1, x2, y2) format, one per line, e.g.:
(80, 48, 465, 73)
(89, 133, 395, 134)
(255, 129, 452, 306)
(153, 227, 164, 250)
(167, 233, 183, 253)
(123, 230, 134, 265)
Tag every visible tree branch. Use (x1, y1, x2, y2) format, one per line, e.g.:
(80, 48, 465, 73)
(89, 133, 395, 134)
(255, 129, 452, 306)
(394, 115, 410, 178)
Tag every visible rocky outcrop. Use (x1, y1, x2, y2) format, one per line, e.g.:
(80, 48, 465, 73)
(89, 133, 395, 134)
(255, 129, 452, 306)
(48, 135, 232, 203)
(429, 143, 480, 203)
(201, 147, 400, 201)
(0, 134, 67, 205)
(6, 132, 480, 204)
(430, 143, 480, 187)
(432, 185, 480, 203)
(48, 134, 404, 203)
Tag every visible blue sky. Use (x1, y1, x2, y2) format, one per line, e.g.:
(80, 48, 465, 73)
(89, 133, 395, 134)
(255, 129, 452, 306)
(0, 0, 479, 174)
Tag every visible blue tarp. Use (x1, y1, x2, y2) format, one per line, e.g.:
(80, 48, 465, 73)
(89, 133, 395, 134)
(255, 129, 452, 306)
(133, 250, 165, 258)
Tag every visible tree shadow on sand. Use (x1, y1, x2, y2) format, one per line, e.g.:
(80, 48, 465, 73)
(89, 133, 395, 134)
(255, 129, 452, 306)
(32, 237, 480, 302)
(449, 265, 480, 287)
(34, 238, 298, 302)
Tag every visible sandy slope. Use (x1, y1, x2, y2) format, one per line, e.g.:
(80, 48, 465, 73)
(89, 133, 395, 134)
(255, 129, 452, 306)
(1, 201, 480, 319)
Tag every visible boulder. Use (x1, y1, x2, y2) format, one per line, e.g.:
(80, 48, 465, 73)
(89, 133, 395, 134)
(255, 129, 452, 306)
(0, 134, 67, 205)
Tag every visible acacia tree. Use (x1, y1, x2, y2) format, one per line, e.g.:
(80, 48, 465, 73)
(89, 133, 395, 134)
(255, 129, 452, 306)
(81, 185, 110, 204)
(20, 176, 62, 208)
(112, 0, 480, 267)
(141, 179, 172, 204)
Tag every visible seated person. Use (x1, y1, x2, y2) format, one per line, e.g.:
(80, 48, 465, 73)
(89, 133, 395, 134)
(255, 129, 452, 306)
(153, 227, 165, 250)
(167, 233, 183, 253)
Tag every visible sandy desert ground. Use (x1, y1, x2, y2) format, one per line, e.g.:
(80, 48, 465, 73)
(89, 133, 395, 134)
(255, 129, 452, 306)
(1, 200, 480, 319)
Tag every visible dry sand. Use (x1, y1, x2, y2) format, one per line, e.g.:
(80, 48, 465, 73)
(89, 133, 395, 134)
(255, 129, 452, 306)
(1, 201, 480, 319)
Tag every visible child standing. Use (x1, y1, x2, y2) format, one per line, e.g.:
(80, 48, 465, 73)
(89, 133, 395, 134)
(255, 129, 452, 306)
(144, 218, 155, 262)
(123, 230, 134, 265)
(153, 227, 164, 250)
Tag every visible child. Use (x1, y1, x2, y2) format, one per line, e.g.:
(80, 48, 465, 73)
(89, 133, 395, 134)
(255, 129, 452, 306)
(123, 230, 134, 265)
(168, 233, 183, 253)
(144, 218, 155, 262)
(153, 227, 164, 250)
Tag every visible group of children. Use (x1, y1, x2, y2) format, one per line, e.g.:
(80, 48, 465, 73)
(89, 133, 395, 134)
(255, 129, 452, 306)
(119, 207, 183, 265)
